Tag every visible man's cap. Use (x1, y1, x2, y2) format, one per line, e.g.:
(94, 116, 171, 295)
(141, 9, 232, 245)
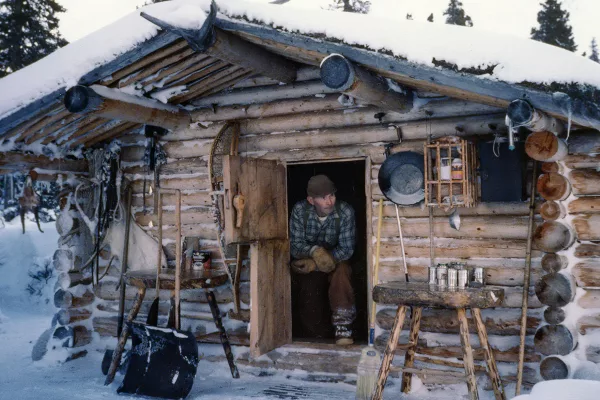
(307, 174, 336, 197)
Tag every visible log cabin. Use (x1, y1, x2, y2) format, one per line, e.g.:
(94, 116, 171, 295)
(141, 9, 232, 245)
(1, 0, 600, 396)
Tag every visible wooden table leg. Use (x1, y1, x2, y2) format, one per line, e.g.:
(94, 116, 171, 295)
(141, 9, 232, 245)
(472, 308, 506, 400)
(372, 305, 407, 400)
(401, 306, 422, 393)
(457, 307, 479, 400)
(104, 287, 146, 386)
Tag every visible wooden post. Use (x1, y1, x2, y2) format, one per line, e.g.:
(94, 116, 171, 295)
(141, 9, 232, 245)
(472, 308, 506, 400)
(401, 307, 422, 393)
(320, 54, 412, 113)
(457, 307, 479, 400)
(372, 305, 407, 400)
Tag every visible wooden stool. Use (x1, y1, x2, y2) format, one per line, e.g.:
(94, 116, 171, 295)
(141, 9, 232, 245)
(371, 282, 506, 400)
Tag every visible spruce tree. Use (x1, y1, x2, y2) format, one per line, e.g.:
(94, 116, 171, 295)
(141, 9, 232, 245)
(0, 0, 68, 77)
(589, 38, 599, 63)
(443, 0, 473, 27)
(427, 13, 434, 22)
(530, 0, 577, 52)
(330, 0, 370, 14)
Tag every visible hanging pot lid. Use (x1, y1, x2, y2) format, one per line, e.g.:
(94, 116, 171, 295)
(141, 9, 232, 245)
(378, 151, 425, 206)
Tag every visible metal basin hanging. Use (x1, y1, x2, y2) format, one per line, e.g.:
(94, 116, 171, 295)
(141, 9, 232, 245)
(378, 151, 425, 206)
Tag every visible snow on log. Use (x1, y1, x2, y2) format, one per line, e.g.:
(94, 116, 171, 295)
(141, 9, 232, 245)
(537, 173, 571, 201)
(52, 249, 74, 272)
(525, 131, 567, 162)
(64, 85, 191, 130)
(544, 307, 566, 325)
(534, 324, 576, 355)
(540, 201, 565, 221)
(56, 308, 92, 326)
(320, 54, 412, 113)
(541, 253, 568, 273)
(56, 271, 93, 290)
(534, 273, 575, 307)
(53, 288, 94, 309)
(572, 215, 600, 241)
(569, 169, 600, 196)
(533, 221, 575, 252)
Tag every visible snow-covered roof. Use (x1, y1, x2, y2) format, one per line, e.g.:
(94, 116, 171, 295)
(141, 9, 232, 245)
(1, 0, 600, 132)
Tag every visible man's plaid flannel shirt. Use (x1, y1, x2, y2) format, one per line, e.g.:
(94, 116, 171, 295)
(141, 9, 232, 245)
(289, 199, 356, 262)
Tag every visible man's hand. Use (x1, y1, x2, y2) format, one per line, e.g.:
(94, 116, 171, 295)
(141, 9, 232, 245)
(311, 247, 336, 273)
(290, 258, 317, 274)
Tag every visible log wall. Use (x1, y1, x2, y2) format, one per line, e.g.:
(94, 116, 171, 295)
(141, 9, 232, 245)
(93, 76, 599, 384)
(535, 146, 600, 382)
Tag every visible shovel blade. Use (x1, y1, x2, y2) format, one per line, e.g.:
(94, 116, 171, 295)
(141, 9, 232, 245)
(118, 322, 199, 399)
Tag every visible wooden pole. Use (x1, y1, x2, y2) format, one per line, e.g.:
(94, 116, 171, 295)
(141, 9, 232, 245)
(516, 160, 536, 396)
(175, 189, 181, 330)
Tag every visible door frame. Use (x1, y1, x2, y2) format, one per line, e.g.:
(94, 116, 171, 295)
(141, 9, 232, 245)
(284, 156, 373, 343)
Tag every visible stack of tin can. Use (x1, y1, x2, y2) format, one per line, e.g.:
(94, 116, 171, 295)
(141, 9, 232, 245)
(428, 263, 484, 289)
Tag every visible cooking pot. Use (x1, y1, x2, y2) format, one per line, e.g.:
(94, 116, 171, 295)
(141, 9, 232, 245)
(378, 151, 425, 205)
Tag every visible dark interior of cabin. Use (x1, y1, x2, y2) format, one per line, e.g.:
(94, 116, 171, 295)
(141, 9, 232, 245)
(287, 160, 368, 344)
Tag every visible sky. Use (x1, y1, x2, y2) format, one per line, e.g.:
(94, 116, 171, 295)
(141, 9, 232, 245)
(55, 0, 600, 56)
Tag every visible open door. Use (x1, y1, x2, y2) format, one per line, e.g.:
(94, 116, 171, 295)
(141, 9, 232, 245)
(223, 155, 291, 357)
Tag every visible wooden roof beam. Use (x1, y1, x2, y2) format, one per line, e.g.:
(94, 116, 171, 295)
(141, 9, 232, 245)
(320, 53, 413, 114)
(140, 1, 297, 84)
(0, 152, 88, 177)
(64, 85, 191, 130)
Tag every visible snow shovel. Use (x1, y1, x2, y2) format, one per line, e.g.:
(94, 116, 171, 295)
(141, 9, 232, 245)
(117, 189, 199, 399)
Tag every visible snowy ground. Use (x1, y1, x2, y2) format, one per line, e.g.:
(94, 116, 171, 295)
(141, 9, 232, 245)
(0, 216, 504, 400)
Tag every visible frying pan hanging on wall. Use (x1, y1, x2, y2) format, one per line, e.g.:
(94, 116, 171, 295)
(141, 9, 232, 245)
(378, 151, 425, 206)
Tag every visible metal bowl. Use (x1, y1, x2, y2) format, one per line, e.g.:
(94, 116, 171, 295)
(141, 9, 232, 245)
(378, 151, 425, 205)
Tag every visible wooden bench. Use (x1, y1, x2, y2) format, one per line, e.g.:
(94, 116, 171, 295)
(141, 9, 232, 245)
(371, 282, 506, 400)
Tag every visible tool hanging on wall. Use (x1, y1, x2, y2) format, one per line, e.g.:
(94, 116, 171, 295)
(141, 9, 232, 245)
(143, 125, 168, 214)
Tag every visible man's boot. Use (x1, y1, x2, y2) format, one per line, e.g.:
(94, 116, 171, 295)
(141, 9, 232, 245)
(335, 324, 353, 346)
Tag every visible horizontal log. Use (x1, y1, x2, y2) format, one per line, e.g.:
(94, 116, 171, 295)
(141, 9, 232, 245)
(378, 262, 544, 288)
(376, 308, 540, 335)
(130, 176, 210, 193)
(540, 201, 565, 221)
(144, 224, 218, 242)
(564, 153, 600, 169)
(576, 314, 600, 335)
(568, 197, 600, 214)
(534, 324, 575, 355)
(97, 299, 218, 321)
(56, 271, 93, 290)
(541, 162, 560, 173)
(123, 157, 208, 176)
(541, 253, 568, 273)
(573, 261, 600, 287)
(567, 131, 600, 154)
(537, 173, 571, 201)
(135, 208, 213, 227)
(53, 249, 74, 272)
(578, 289, 600, 309)
(540, 356, 569, 380)
(54, 288, 95, 309)
(535, 273, 575, 307)
(131, 192, 212, 209)
(573, 215, 600, 241)
(376, 215, 532, 240)
(53, 325, 92, 348)
(575, 243, 600, 258)
(56, 308, 92, 326)
(378, 237, 542, 259)
(569, 169, 600, 196)
(376, 201, 539, 218)
(0, 152, 88, 175)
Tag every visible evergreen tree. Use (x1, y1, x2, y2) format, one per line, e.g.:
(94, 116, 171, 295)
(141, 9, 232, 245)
(589, 38, 600, 63)
(427, 13, 434, 22)
(530, 0, 577, 52)
(443, 0, 473, 27)
(330, 0, 370, 14)
(0, 0, 68, 77)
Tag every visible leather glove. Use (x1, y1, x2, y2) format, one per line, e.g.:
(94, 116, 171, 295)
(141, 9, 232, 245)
(290, 258, 316, 274)
(311, 246, 336, 273)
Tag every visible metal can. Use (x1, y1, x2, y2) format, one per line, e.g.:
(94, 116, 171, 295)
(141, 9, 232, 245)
(474, 267, 484, 285)
(428, 267, 437, 284)
(436, 265, 448, 285)
(437, 277, 447, 289)
(458, 269, 468, 288)
(448, 268, 458, 287)
(192, 250, 211, 270)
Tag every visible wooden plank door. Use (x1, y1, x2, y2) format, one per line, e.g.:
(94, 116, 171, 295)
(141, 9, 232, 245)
(223, 155, 288, 244)
(250, 239, 291, 357)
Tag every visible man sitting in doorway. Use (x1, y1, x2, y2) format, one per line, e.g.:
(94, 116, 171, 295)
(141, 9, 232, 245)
(289, 174, 356, 345)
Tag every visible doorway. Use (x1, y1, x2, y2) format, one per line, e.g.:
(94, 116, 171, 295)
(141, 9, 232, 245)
(287, 160, 368, 344)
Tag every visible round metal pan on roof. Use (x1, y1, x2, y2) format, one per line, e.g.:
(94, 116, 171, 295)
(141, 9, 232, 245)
(378, 151, 425, 206)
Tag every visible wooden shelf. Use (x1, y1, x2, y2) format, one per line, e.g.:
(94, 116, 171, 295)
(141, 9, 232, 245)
(424, 137, 479, 208)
